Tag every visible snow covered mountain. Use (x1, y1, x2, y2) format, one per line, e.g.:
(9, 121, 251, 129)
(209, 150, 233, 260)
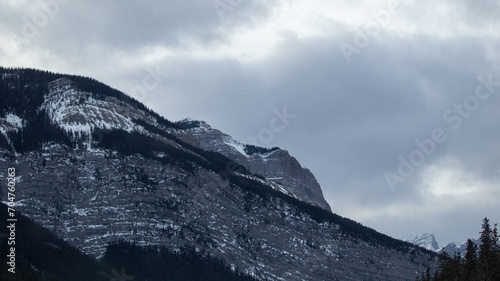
(403, 233, 440, 251)
(403, 232, 481, 257)
(439, 239, 480, 257)
(0, 67, 437, 280)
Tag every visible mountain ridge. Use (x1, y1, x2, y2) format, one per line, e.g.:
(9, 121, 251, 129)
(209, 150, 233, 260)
(174, 118, 332, 211)
(0, 67, 437, 280)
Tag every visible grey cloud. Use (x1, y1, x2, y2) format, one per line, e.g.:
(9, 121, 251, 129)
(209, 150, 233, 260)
(148, 26, 499, 215)
(2, 0, 500, 245)
(456, 0, 500, 26)
(2, 0, 277, 61)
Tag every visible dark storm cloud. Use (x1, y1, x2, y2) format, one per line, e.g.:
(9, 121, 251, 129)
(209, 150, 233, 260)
(1, 0, 277, 64)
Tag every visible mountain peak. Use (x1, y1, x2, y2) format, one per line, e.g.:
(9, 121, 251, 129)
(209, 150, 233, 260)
(176, 118, 211, 130)
(403, 233, 440, 251)
(174, 118, 332, 211)
(439, 238, 480, 257)
(0, 67, 437, 280)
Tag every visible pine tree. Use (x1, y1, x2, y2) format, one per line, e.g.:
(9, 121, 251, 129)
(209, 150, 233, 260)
(462, 239, 478, 281)
(433, 268, 440, 281)
(424, 267, 432, 281)
(416, 267, 433, 281)
(491, 224, 500, 280)
(437, 252, 453, 281)
(451, 251, 463, 280)
(478, 217, 498, 281)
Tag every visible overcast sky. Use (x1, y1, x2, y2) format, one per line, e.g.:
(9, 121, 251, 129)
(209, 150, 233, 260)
(1, 0, 500, 246)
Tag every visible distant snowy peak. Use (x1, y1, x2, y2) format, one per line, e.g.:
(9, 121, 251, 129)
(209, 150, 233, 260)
(403, 233, 440, 251)
(439, 239, 480, 257)
(404, 232, 481, 256)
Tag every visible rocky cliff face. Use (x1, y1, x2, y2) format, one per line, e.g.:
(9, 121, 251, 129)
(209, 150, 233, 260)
(0, 67, 436, 280)
(175, 119, 332, 212)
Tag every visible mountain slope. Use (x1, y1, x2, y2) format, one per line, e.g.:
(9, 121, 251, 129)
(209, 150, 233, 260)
(0, 203, 260, 281)
(0, 203, 111, 281)
(0, 67, 436, 280)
